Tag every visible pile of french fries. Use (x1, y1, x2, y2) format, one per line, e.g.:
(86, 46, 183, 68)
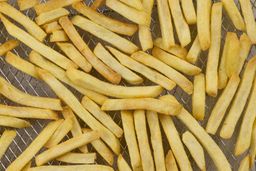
(0, 0, 255, 170)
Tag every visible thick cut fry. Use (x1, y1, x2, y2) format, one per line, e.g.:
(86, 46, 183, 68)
(146, 111, 166, 171)
(192, 73, 205, 121)
(249, 121, 256, 170)
(206, 74, 240, 134)
(181, 0, 196, 24)
(35, 8, 69, 26)
(0, 130, 16, 159)
(35, 131, 99, 166)
(37, 69, 120, 154)
(186, 36, 201, 64)
(121, 111, 142, 171)
(197, 0, 211, 50)
(134, 110, 154, 171)
(57, 42, 92, 72)
(28, 165, 114, 171)
(0, 115, 30, 128)
(6, 120, 62, 171)
(206, 2, 222, 97)
(0, 40, 19, 56)
(220, 57, 256, 139)
(238, 34, 252, 74)
(0, 76, 62, 111)
(18, 0, 38, 11)
(59, 16, 120, 84)
(117, 155, 132, 171)
(132, 51, 193, 94)
(0, 2, 46, 42)
(182, 131, 206, 171)
(66, 68, 163, 98)
(56, 152, 96, 164)
(0, 15, 76, 70)
(102, 98, 182, 115)
(72, 2, 137, 36)
(238, 155, 250, 171)
(106, 0, 149, 25)
(119, 0, 143, 10)
(165, 150, 178, 171)
(43, 21, 61, 34)
(222, 0, 245, 31)
(50, 30, 69, 42)
(90, 0, 105, 10)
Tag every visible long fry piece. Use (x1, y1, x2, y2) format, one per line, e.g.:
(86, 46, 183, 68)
(165, 149, 178, 171)
(28, 165, 114, 171)
(56, 152, 96, 164)
(0, 116, 30, 128)
(0, 130, 16, 159)
(0, 40, 19, 56)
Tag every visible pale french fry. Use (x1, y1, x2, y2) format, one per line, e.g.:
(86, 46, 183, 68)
(35, 131, 99, 166)
(119, 0, 143, 10)
(238, 155, 250, 171)
(186, 35, 201, 64)
(6, 120, 63, 171)
(93, 43, 143, 85)
(90, 0, 105, 10)
(102, 98, 182, 115)
(18, 0, 38, 11)
(156, 0, 175, 48)
(146, 111, 166, 171)
(107, 47, 176, 90)
(0, 2, 46, 42)
(182, 131, 206, 171)
(105, 0, 149, 25)
(82, 96, 123, 138)
(117, 155, 132, 171)
(206, 2, 222, 97)
(0, 76, 62, 111)
(0, 115, 30, 128)
(206, 74, 240, 134)
(0, 40, 19, 56)
(237, 34, 252, 74)
(134, 110, 154, 171)
(0, 130, 16, 159)
(0, 104, 59, 120)
(21, 161, 31, 171)
(43, 21, 61, 34)
(28, 165, 114, 171)
(59, 16, 121, 84)
(121, 111, 142, 171)
(0, 15, 77, 70)
(37, 69, 120, 154)
(197, 0, 211, 50)
(66, 68, 163, 98)
(35, 8, 69, 26)
(192, 74, 205, 121)
(132, 51, 193, 94)
(72, 2, 137, 36)
(165, 150, 179, 171)
(220, 57, 256, 139)
(222, 0, 245, 31)
(57, 42, 92, 72)
(181, 0, 196, 24)
(29, 51, 107, 105)
(50, 30, 69, 42)
(56, 152, 96, 164)
(249, 121, 256, 170)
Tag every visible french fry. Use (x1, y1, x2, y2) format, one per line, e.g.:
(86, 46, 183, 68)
(0, 2, 46, 42)
(117, 155, 132, 171)
(66, 68, 163, 98)
(134, 110, 154, 171)
(220, 57, 256, 139)
(21, 161, 31, 171)
(50, 30, 69, 42)
(35, 131, 99, 166)
(59, 16, 120, 84)
(121, 111, 142, 171)
(197, 0, 211, 50)
(72, 2, 137, 36)
(237, 34, 252, 74)
(105, 0, 149, 25)
(102, 98, 182, 115)
(93, 43, 143, 85)
(206, 2, 222, 97)
(0, 130, 16, 159)
(132, 51, 193, 94)
(156, 0, 175, 48)
(28, 165, 114, 171)
(90, 0, 105, 10)
(222, 0, 245, 31)
(0, 40, 19, 56)
(182, 131, 206, 171)
(57, 42, 92, 72)
(0, 76, 62, 111)
(37, 69, 120, 154)
(186, 35, 201, 64)
(56, 152, 96, 164)
(43, 21, 61, 34)
(0, 115, 30, 128)
(35, 8, 69, 26)
(146, 111, 166, 171)
(206, 74, 240, 134)
(6, 120, 63, 171)
(0, 14, 77, 70)
(119, 0, 143, 10)
(192, 74, 205, 121)
(249, 121, 256, 170)
(181, 0, 196, 24)
(107, 47, 176, 90)
(165, 150, 179, 171)
(18, 0, 38, 11)
(238, 155, 250, 171)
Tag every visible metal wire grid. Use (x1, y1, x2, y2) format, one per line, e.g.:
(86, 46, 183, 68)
(0, 0, 255, 170)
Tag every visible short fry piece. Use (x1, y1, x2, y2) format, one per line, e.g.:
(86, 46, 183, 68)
(0, 130, 16, 159)
(90, 0, 105, 10)
(119, 0, 143, 10)
(181, 0, 196, 24)
(0, 116, 30, 128)
(117, 155, 132, 171)
(28, 165, 114, 171)
(0, 40, 19, 56)
(56, 152, 96, 164)
(18, 0, 38, 11)
(186, 36, 201, 64)
(237, 34, 252, 74)
(165, 150, 178, 171)
(50, 30, 69, 42)
(43, 21, 61, 34)
(238, 155, 250, 171)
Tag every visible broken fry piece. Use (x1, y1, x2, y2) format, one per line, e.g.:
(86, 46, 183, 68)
(18, 0, 38, 11)
(43, 21, 61, 34)
(0, 40, 19, 56)
(186, 36, 201, 64)
(50, 30, 69, 42)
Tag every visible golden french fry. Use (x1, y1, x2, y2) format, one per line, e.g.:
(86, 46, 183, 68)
(134, 110, 154, 171)
(220, 57, 256, 139)
(43, 21, 61, 34)
(117, 155, 132, 171)
(6, 120, 63, 171)
(28, 165, 114, 171)
(206, 74, 240, 134)
(165, 149, 179, 171)
(192, 73, 205, 121)
(238, 34, 252, 74)
(66, 68, 163, 98)
(119, 0, 143, 10)
(238, 155, 250, 171)
(50, 30, 69, 42)
(0, 115, 30, 128)
(181, 0, 196, 24)
(197, 0, 211, 50)
(90, 0, 105, 10)
(56, 152, 96, 164)
(0, 2, 46, 42)
(0, 130, 16, 159)
(186, 35, 201, 64)
(249, 121, 256, 170)
(182, 131, 206, 171)
(206, 2, 222, 97)
(18, 0, 38, 11)
(0, 40, 19, 56)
